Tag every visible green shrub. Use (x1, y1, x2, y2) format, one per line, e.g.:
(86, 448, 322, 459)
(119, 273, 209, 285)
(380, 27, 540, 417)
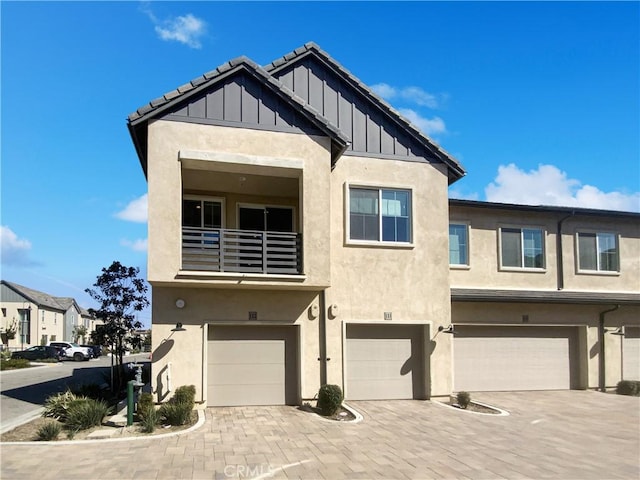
(172, 385, 196, 408)
(616, 380, 639, 396)
(65, 398, 110, 431)
(43, 391, 81, 421)
(317, 384, 343, 416)
(137, 392, 155, 421)
(72, 383, 105, 400)
(457, 391, 471, 409)
(140, 406, 158, 433)
(0, 358, 31, 370)
(36, 421, 62, 441)
(158, 402, 192, 426)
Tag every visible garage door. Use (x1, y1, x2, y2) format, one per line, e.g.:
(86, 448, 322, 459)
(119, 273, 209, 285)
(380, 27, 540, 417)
(623, 326, 640, 381)
(454, 326, 577, 392)
(207, 326, 298, 406)
(346, 324, 424, 400)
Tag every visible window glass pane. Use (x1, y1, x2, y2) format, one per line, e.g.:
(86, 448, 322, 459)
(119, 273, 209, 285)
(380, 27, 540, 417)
(382, 216, 396, 242)
(381, 189, 410, 242)
(396, 217, 410, 242)
(523, 229, 543, 268)
(203, 201, 222, 228)
(501, 228, 522, 267)
(449, 224, 468, 265)
(578, 233, 597, 270)
(598, 233, 618, 271)
(266, 207, 293, 233)
(183, 200, 201, 227)
(350, 189, 378, 214)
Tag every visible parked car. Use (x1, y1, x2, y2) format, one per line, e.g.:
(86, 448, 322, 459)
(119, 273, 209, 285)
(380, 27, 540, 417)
(48, 341, 92, 361)
(81, 345, 102, 358)
(11, 345, 63, 361)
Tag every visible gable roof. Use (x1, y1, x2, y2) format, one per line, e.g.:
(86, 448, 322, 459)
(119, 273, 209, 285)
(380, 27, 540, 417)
(128, 56, 350, 176)
(265, 42, 466, 184)
(1, 280, 82, 312)
(128, 43, 466, 183)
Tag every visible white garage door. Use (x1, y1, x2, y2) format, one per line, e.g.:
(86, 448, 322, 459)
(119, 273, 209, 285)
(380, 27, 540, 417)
(207, 326, 297, 407)
(454, 326, 576, 392)
(623, 327, 640, 381)
(346, 324, 423, 400)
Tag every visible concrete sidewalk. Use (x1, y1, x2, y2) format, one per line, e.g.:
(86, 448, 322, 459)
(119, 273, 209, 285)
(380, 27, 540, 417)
(1, 390, 638, 479)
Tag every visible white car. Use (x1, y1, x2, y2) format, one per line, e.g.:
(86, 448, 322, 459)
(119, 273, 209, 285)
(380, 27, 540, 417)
(48, 341, 92, 361)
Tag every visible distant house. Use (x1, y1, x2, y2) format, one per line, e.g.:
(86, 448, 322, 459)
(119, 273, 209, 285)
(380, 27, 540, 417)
(128, 42, 639, 407)
(0, 280, 100, 349)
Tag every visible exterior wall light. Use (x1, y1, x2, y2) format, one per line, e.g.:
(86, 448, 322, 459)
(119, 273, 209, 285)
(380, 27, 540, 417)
(438, 325, 455, 334)
(171, 322, 186, 332)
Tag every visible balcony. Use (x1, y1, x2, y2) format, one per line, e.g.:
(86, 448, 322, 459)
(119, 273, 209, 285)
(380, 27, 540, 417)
(182, 227, 302, 275)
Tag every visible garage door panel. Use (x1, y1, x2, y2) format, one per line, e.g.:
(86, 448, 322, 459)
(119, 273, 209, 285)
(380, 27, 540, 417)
(623, 327, 640, 381)
(207, 327, 296, 407)
(454, 326, 575, 392)
(346, 325, 422, 401)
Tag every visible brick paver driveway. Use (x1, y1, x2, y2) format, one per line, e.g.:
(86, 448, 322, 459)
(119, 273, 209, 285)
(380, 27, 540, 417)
(1, 390, 638, 479)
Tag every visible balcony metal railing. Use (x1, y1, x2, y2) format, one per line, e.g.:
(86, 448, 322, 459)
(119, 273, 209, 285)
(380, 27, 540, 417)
(182, 227, 302, 275)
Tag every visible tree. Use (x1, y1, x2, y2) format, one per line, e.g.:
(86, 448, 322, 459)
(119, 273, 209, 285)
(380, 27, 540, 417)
(85, 261, 149, 391)
(72, 325, 88, 343)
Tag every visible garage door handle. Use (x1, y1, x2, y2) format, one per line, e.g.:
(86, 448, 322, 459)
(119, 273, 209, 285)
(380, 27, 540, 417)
(317, 357, 331, 361)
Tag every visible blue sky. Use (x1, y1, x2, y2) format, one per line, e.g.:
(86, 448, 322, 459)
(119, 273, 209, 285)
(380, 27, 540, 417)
(1, 1, 638, 325)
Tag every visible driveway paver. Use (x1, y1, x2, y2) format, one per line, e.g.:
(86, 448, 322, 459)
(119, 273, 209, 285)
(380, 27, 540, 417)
(1, 390, 638, 479)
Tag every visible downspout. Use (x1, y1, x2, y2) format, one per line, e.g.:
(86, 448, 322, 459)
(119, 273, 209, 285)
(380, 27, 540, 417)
(598, 305, 620, 392)
(318, 290, 328, 386)
(556, 211, 575, 290)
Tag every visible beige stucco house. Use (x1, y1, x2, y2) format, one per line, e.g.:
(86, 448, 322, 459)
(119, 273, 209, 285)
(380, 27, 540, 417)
(128, 42, 639, 407)
(0, 280, 95, 349)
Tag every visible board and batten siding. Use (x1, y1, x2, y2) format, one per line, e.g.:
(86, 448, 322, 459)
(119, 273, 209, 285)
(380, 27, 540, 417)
(161, 70, 321, 136)
(271, 56, 438, 161)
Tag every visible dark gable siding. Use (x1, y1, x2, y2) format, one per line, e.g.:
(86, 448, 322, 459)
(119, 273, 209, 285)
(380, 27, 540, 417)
(160, 71, 323, 136)
(272, 56, 431, 161)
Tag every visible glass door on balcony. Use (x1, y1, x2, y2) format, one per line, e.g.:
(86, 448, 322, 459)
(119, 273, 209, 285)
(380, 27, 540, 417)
(238, 206, 293, 232)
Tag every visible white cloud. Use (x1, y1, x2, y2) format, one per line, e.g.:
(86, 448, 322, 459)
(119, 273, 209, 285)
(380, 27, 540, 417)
(485, 163, 640, 212)
(398, 108, 447, 136)
(1, 226, 37, 266)
(371, 83, 441, 109)
(120, 238, 148, 253)
(115, 194, 148, 223)
(140, 3, 206, 49)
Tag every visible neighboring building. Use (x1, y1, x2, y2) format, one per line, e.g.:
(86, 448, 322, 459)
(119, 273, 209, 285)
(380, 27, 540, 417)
(128, 42, 640, 407)
(448, 200, 640, 392)
(0, 280, 98, 349)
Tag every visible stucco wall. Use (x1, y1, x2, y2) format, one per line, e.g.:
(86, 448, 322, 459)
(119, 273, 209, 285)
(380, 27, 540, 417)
(146, 120, 333, 288)
(325, 156, 453, 397)
(449, 205, 640, 292)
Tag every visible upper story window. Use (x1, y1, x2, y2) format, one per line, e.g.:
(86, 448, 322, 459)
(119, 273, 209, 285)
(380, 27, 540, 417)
(349, 186, 412, 244)
(449, 223, 469, 266)
(183, 196, 223, 229)
(500, 227, 545, 270)
(577, 231, 619, 272)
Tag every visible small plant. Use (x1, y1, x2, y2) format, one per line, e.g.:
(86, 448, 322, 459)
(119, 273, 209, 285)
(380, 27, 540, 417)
(456, 391, 471, 409)
(158, 402, 192, 426)
(140, 406, 158, 433)
(43, 391, 81, 421)
(137, 392, 155, 421)
(317, 384, 343, 416)
(172, 385, 196, 409)
(616, 380, 639, 396)
(0, 358, 31, 370)
(65, 398, 110, 431)
(36, 421, 62, 441)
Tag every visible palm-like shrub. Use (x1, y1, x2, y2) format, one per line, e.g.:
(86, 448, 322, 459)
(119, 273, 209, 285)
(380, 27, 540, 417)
(43, 391, 81, 421)
(158, 402, 192, 426)
(64, 398, 110, 431)
(36, 421, 62, 441)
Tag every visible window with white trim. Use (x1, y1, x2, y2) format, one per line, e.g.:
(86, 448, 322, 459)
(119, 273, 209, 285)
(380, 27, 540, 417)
(500, 227, 544, 269)
(349, 187, 412, 243)
(449, 223, 469, 266)
(577, 231, 619, 272)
